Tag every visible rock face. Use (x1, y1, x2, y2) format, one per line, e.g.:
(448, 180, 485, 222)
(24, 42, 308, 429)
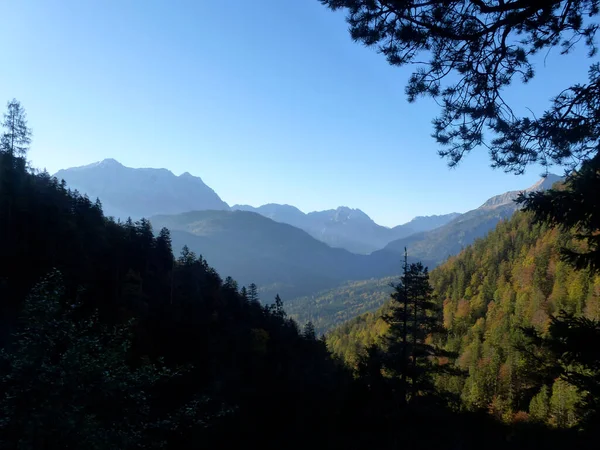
(54, 159, 229, 219)
(479, 174, 563, 210)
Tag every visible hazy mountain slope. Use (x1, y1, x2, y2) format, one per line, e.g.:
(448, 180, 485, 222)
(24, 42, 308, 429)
(232, 204, 393, 254)
(232, 203, 306, 228)
(286, 277, 396, 334)
(54, 159, 229, 219)
(398, 213, 462, 233)
(387, 213, 462, 244)
(150, 210, 401, 300)
(232, 204, 460, 254)
(379, 174, 563, 264)
(303, 206, 396, 254)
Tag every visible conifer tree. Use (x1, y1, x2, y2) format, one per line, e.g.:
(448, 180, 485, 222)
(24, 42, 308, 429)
(268, 294, 286, 320)
(303, 321, 316, 340)
(1, 99, 31, 157)
(248, 283, 259, 304)
(383, 249, 442, 406)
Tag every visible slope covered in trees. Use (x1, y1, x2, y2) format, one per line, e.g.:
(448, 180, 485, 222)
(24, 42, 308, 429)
(328, 210, 600, 426)
(286, 277, 395, 334)
(431, 212, 600, 424)
(0, 146, 355, 448)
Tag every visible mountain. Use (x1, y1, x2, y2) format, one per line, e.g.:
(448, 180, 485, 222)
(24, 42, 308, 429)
(303, 206, 396, 254)
(232, 204, 460, 254)
(378, 174, 563, 264)
(388, 213, 462, 241)
(54, 158, 229, 219)
(149, 210, 404, 300)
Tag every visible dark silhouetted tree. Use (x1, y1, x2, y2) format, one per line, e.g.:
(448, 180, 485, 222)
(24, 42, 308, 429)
(1, 99, 31, 157)
(270, 294, 286, 319)
(523, 312, 600, 426)
(303, 321, 317, 340)
(248, 282, 259, 304)
(0, 271, 208, 448)
(518, 154, 600, 271)
(320, 1, 599, 172)
(382, 250, 442, 406)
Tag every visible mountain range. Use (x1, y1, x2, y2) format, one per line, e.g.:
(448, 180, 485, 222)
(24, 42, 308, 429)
(54, 159, 562, 302)
(54, 159, 459, 254)
(232, 203, 460, 254)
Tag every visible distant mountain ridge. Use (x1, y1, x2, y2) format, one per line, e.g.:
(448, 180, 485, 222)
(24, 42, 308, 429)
(378, 174, 564, 264)
(54, 158, 461, 254)
(54, 158, 229, 219)
(232, 204, 460, 254)
(54, 159, 554, 260)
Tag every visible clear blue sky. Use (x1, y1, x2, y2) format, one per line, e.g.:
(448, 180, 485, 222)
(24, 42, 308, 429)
(0, 0, 593, 226)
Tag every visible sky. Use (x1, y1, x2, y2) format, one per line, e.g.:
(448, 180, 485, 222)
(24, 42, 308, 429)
(0, 0, 594, 226)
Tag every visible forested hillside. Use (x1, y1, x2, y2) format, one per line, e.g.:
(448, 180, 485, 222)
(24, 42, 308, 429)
(0, 147, 356, 448)
(328, 210, 600, 425)
(286, 277, 395, 334)
(6, 0, 600, 445)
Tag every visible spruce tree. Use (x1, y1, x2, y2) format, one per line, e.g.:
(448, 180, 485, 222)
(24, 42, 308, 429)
(383, 249, 441, 406)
